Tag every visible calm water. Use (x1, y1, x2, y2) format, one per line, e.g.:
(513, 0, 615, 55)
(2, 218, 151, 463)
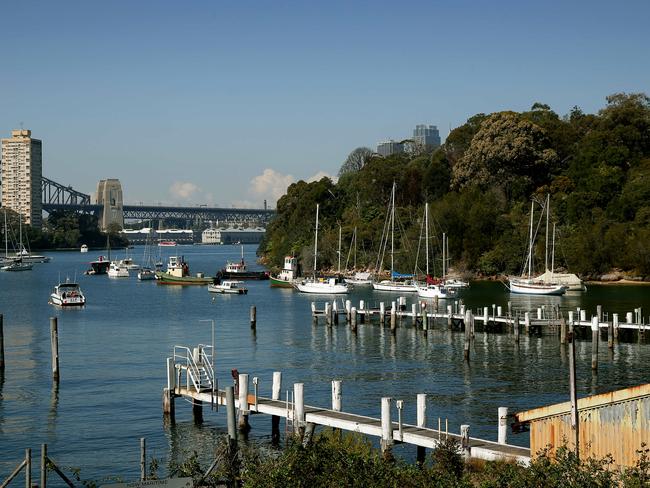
(1, 244, 650, 481)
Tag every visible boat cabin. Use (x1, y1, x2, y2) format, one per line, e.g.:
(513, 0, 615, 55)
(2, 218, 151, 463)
(166, 256, 190, 278)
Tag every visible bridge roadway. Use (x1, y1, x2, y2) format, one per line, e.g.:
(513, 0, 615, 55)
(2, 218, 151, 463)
(42, 202, 275, 224)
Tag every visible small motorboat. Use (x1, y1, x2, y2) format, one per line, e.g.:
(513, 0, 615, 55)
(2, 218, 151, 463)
(108, 261, 130, 278)
(208, 280, 248, 294)
(80, 244, 89, 253)
(137, 267, 156, 281)
(50, 281, 86, 307)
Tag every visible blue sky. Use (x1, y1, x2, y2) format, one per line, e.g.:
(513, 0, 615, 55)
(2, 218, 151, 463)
(1, 0, 648, 207)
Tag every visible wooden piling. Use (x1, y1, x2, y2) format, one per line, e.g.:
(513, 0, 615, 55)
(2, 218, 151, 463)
(226, 386, 237, 442)
(498, 407, 508, 445)
(524, 312, 530, 334)
(332, 380, 342, 411)
(0, 314, 4, 372)
(447, 305, 453, 329)
(411, 304, 417, 326)
(238, 373, 250, 432)
(359, 300, 365, 323)
(597, 305, 603, 322)
(25, 448, 31, 488)
(608, 318, 614, 349)
(460, 425, 470, 458)
(162, 388, 175, 421)
(591, 317, 599, 371)
(390, 303, 397, 332)
(380, 397, 393, 458)
(464, 311, 471, 361)
(507, 301, 512, 318)
(140, 437, 146, 481)
(192, 398, 203, 424)
(333, 301, 339, 325)
(560, 314, 567, 344)
(250, 305, 257, 328)
(613, 313, 619, 340)
(271, 371, 282, 445)
(325, 302, 332, 326)
(50, 317, 60, 383)
(351, 307, 357, 331)
(294, 383, 305, 437)
(380, 302, 386, 325)
(40, 443, 47, 488)
(345, 300, 351, 323)
(416, 394, 427, 465)
(514, 317, 520, 343)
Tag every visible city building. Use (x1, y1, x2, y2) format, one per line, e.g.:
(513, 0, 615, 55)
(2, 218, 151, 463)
(376, 140, 404, 157)
(202, 227, 265, 245)
(0, 129, 43, 229)
(412, 124, 441, 150)
(96, 179, 124, 231)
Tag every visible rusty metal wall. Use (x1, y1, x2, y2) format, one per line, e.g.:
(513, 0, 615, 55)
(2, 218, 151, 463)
(529, 396, 650, 466)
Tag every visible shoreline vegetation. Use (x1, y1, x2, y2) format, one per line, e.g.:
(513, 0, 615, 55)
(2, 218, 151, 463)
(259, 93, 650, 283)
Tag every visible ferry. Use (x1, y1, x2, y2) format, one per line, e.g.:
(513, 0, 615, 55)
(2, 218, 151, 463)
(50, 281, 86, 307)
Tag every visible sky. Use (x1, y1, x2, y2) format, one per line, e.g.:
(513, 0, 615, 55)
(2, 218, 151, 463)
(1, 0, 648, 208)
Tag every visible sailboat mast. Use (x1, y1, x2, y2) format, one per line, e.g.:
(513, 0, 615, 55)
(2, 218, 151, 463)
(425, 204, 429, 276)
(390, 182, 395, 277)
(442, 232, 446, 279)
(353, 226, 357, 269)
(528, 201, 534, 278)
(337, 224, 342, 274)
(313, 204, 319, 279)
(4, 211, 7, 258)
(545, 194, 550, 273)
(551, 223, 556, 280)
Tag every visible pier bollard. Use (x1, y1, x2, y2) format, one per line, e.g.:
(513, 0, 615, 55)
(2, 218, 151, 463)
(332, 380, 342, 411)
(250, 305, 257, 329)
(50, 317, 60, 383)
(351, 307, 357, 331)
(380, 397, 393, 459)
(0, 314, 4, 372)
(498, 407, 508, 445)
(294, 383, 305, 438)
(524, 312, 530, 334)
(613, 313, 619, 340)
(416, 394, 427, 465)
(463, 311, 471, 361)
(597, 305, 603, 322)
(422, 302, 428, 330)
(325, 302, 332, 326)
(591, 317, 599, 371)
(238, 373, 250, 432)
(411, 304, 417, 326)
(460, 424, 470, 458)
(226, 386, 238, 443)
(514, 317, 520, 343)
(271, 372, 282, 445)
(333, 301, 339, 325)
(359, 300, 365, 323)
(380, 302, 386, 325)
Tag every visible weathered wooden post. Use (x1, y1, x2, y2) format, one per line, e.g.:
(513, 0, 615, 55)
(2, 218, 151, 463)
(460, 424, 470, 458)
(351, 307, 357, 331)
(411, 303, 417, 326)
(359, 300, 365, 323)
(345, 300, 351, 323)
(238, 373, 250, 432)
(311, 302, 318, 324)
(0, 314, 4, 373)
(514, 316, 520, 343)
(325, 302, 332, 326)
(597, 305, 603, 322)
(140, 437, 146, 481)
(50, 317, 60, 383)
(497, 305, 502, 317)
(608, 317, 614, 349)
(507, 301, 512, 318)
(390, 302, 397, 332)
(332, 380, 342, 411)
(613, 313, 619, 340)
(379, 302, 386, 325)
(537, 307, 542, 320)
(25, 448, 31, 488)
(226, 386, 238, 447)
(591, 317, 599, 371)
(192, 398, 203, 424)
(498, 407, 508, 445)
(627, 311, 633, 325)
(380, 397, 393, 459)
(421, 302, 428, 330)
(464, 311, 471, 361)
(163, 357, 176, 421)
(40, 444, 47, 488)
(447, 304, 453, 329)
(250, 305, 257, 329)
(524, 312, 530, 334)
(294, 383, 305, 438)
(416, 394, 427, 465)
(271, 371, 282, 445)
(483, 307, 489, 329)
(560, 314, 567, 344)
(580, 309, 587, 322)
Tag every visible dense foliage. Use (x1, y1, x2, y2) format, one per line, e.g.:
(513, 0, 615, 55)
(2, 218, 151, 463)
(260, 93, 650, 278)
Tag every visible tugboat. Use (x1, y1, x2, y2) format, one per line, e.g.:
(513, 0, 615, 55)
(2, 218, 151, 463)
(220, 246, 269, 280)
(156, 256, 212, 285)
(50, 280, 86, 307)
(85, 255, 111, 275)
(270, 256, 299, 288)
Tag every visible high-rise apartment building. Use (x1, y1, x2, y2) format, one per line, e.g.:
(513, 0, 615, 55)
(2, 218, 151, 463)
(377, 140, 405, 157)
(0, 129, 43, 229)
(412, 124, 441, 149)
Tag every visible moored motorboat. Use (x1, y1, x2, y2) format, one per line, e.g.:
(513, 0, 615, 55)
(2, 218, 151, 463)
(80, 244, 88, 253)
(108, 261, 130, 278)
(208, 279, 248, 294)
(137, 267, 156, 280)
(156, 256, 212, 285)
(295, 276, 349, 294)
(86, 256, 110, 275)
(50, 281, 86, 306)
(345, 271, 373, 285)
(220, 246, 269, 280)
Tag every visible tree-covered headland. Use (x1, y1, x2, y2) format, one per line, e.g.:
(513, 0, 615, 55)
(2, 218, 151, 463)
(260, 93, 650, 279)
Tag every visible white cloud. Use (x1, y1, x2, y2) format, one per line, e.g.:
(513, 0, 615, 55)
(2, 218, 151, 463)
(306, 171, 337, 183)
(169, 181, 201, 201)
(248, 168, 295, 204)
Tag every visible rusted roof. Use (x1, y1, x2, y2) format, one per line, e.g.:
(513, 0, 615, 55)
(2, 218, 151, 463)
(516, 383, 650, 422)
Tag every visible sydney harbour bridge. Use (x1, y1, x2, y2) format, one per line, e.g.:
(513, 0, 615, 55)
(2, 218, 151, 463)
(41, 176, 275, 228)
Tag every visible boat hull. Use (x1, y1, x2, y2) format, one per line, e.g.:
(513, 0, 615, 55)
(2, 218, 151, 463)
(156, 272, 213, 285)
(50, 295, 85, 306)
(295, 282, 349, 294)
(220, 271, 269, 280)
(270, 276, 295, 288)
(416, 284, 453, 299)
(509, 280, 566, 296)
(208, 285, 248, 294)
(372, 281, 417, 292)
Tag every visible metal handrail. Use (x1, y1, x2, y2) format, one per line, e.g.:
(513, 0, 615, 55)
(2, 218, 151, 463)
(197, 344, 214, 385)
(173, 345, 204, 393)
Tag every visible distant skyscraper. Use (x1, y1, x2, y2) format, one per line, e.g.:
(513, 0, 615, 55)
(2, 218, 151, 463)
(0, 129, 43, 229)
(96, 179, 124, 231)
(412, 124, 441, 150)
(377, 140, 404, 157)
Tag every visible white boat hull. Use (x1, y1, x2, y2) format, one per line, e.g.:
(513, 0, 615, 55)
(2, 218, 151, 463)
(50, 294, 85, 306)
(416, 284, 453, 299)
(108, 268, 130, 278)
(509, 279, 566, 296)
(208, 284, 248, 294)
(295, 281, 349, 294)
(372, 280, 417, 292)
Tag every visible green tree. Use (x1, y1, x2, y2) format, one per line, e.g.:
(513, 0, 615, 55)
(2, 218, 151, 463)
(338, 147, 374, 177)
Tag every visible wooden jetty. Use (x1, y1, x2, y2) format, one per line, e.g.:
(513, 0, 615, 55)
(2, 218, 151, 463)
(163, 346, 530, 465)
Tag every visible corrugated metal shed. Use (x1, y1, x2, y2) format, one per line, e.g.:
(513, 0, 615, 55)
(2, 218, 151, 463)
(516, 383, 650, 467)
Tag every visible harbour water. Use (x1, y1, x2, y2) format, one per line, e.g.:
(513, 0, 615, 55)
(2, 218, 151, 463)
(1, 244, 650, 481)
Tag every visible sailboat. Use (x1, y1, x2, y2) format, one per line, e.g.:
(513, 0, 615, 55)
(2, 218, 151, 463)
(372, 183, 417, 292)
(415, 204, 454, 299)
(508, 196, 566, 296)
(295, 204, 349, 294)
(1, 213, 33, 272)
(138, 225, 157, 280)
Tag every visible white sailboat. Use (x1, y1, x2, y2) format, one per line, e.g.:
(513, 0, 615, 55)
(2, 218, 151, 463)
(343, 226, 373, 285)
(509, 196, 566, 296)
(416, 204, 454, 299)
(1, 213, 33, 272)
(372, 183, 417, 292)
(295, 204, 349, 294)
